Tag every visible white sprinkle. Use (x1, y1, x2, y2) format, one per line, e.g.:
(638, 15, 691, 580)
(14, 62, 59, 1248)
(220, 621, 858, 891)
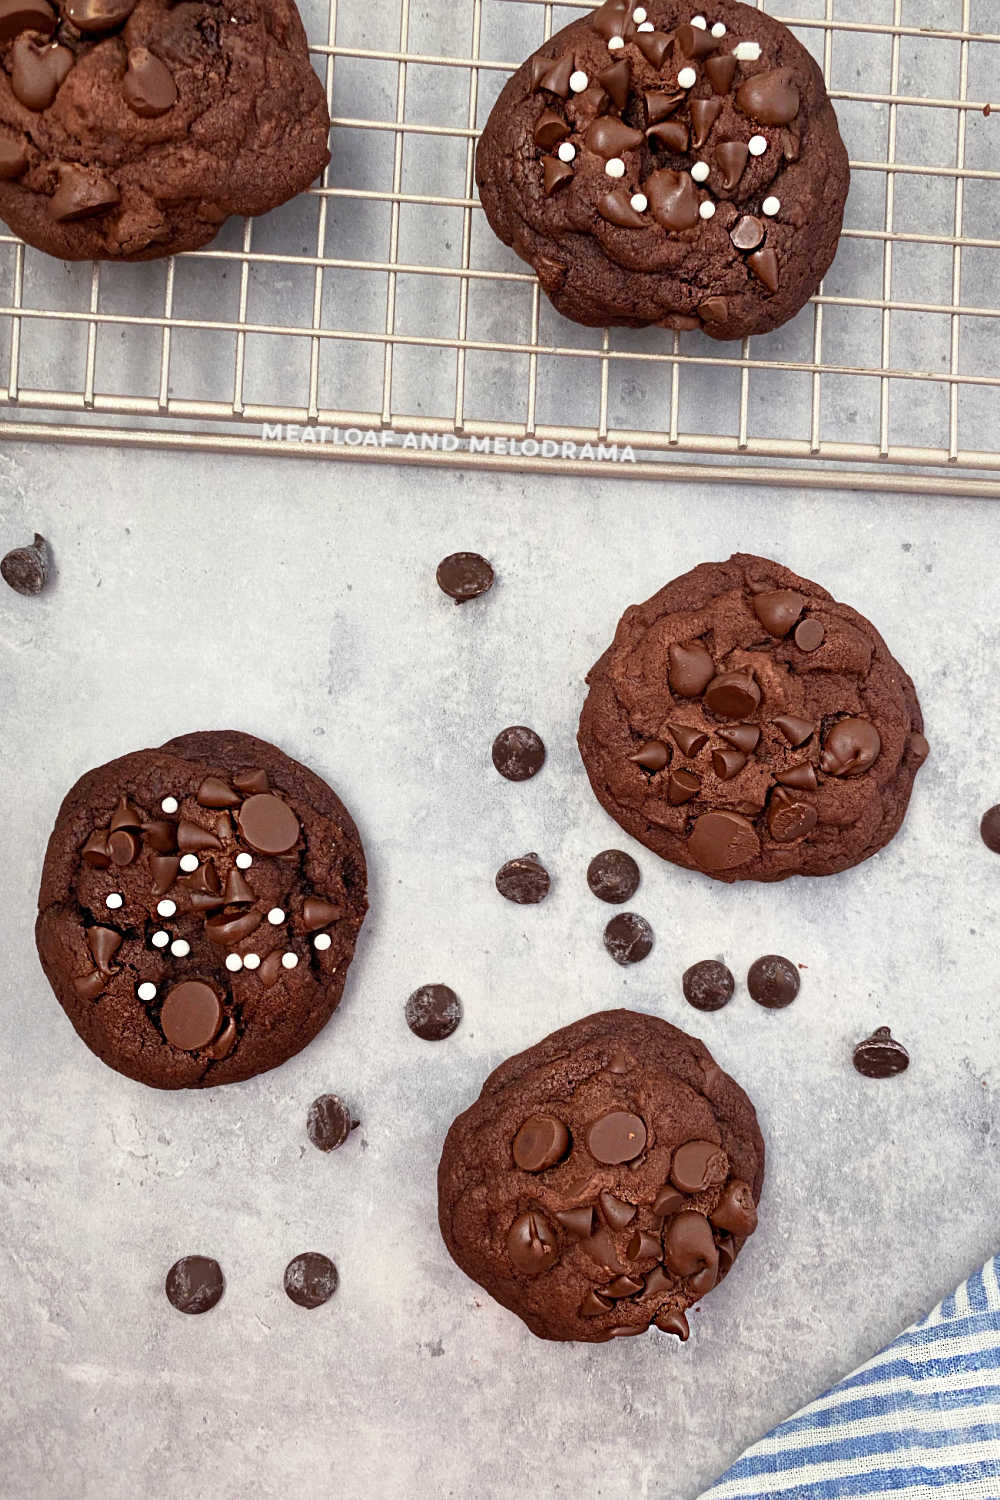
(105, 893, 123, 910)
(314, 933, 333, 951)
(630, 192, 648, 212)
(156, 898, 177, 917)
(225, 954, 243, 972)
(699, 200, 717, 219)
(711, 21, 726, 37)
(152, 930, 170, 948)
(607, 33, 625, 49)
(691, 160, 710, 182)
(569, 69, 589, 90)
(633, 6, 646, 19)
(179, 853, 199, 873)
(691, 14, 707, 28)
(748, 134, 768, 156)
(677, 66, 697, 88)
(170, 939, 190, 958)
(762, 195, 780, 216)
(243, 953, 261, 970)
(733, 40, 761, 61)
(235, 852, 253, 869)
(160, 796, 179, 814)
(636, 20, 654, 30)
(281, 952, 299, 970)
(557, 141, 576, 163)
(267, 907, 285, 925)
(605, 157, 626, 178)
(137, 982, 157, 1001)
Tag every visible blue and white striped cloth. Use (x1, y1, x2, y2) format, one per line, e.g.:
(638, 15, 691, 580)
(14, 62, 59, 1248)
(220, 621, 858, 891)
(701, 1258, 1000, 1499)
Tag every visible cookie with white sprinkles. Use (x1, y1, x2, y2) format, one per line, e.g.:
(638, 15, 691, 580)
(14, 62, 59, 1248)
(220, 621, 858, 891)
(36, 730, 367, 1088)
(476, 0, 849, 339)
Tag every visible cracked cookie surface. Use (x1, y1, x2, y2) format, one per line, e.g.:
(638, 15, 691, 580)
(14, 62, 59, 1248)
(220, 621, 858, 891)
(36, 729, 367, 1088)
(578, 553, 928, 882)
(0, 0, 330, 260)
(437, 1009, 764, 1343)
(476, 0, 849, 339)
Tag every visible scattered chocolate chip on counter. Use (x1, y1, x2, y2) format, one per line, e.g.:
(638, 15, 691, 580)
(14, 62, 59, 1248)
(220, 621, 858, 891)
(747, 954, 800, 1009)
(682, 960, 735, 1012)
(980, 805, 1000, 854)
(587, 848, 640, 904)
(603, 912, 653, 966)
(406, 983, 462, 1041)
(495, 853, 550, 904)
(165, 1255, 225, 1315)
(853, 1027, 909, 1078)
(1, 532, 49, 595)
(492, 725, 546, 781)
(436, 551, 494, 603)
(283, 1252, 339, 1309)
(307, 1093, 358, 1152)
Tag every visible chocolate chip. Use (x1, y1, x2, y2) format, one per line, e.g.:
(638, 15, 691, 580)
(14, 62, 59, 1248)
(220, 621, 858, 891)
(543, 157, 573, 195)
(436, 551, 494, 603)
(773, 715, 814, 747)
(555, 1205, 594, 1239)
(646, 118, 688, 152)
(794, 617, 825, 652)
(109, 796, 142, 832)
(629, 739, 669, 772)
(160, 980, 223, 1052)
(405, 983, 462, 1040)
(63, 0, 136, 31)
(599, 1190, 637, 1229)
(302, 897, 342, 932)
(645, 88, 684, 123)
(587, 848, 640, 904)
(670, 1140, 728, 1195)
(705, 53, 737, 94)
(718, 724, 760, 754)
(853, 1026, 909, 1079)
(1, 532, 49, 594)
(495, 853, 550, 904)
(655, 1307, 690, 1340)
(144, 820, 176, 853)
(0, 0, 55, 42)
(177, 819, 221, 853)
(682, 959, 734, 1012)
(712, 747, 747, 781)
(87, 924, 121, 973)
(283, 1251, 339, 1309)
(512, 1114, 570, 1171)
(603, 911, 653, 965)
(108, 828, 138, 866)
(204, 909, 261, 947)
(667, 723, 708, 757)
(491, 725, 545, 781)
(626, 1229, 661, 1262)
(233, 768, 269, 794)
(767, 790, 817, 842)
(736, 68, 800, 126)
(196, 776, 240, 809)
(0, 134, 27, 179)
(909, 732, 930, 762)
(753, 588, 804, 637)
(579, 1290, 614, 1317)
(123, 46, 176, 117)
(587, 1110, 647, 1164)
(237, 793, 300, 854)
(652, 1186, 686, 1218)
(709, 1179, 758, 1236)
(775, 761, 817, 792)
(820, 718, 881, 776)
(663, 1210, 718, 1279)
(307, 1093, 357, 1152)
(507, 1210, 559, 1275)
(980, 805, 1000, 853)
(705, 672, 761, 719)
(668, 641, 715, 697)
(11, 35, 72, 110)
(747, 954, 800, 1009)
(205, 1017, 237, 1060)
(668, 768, 701, 805)
(715, 139, 748, 190)
(50, 161, 120, 221)
(730, 214, 766, 252)
(748, 247, 780, 293)
(596, 58, 629, 109)
(689, 96, 721, 148)
(642, 1264, 672, 1297)
(165, 1255, 224, 1315)
(604, 1274, 644, 1298)
(688, 810, 760, 872)
(81, 830, 111, 868)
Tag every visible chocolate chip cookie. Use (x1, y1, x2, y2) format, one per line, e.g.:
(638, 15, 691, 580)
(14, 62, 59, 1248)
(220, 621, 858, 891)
(36, 730, 367, 1088)
(476, 0, 849, 339)
(0, 0, 330, 260)
(438, 1009, 763, 1343)
(578, 554, 928, 882)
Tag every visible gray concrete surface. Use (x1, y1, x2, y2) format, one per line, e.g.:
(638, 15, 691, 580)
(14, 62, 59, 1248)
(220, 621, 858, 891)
(1, 445, 998, 1500)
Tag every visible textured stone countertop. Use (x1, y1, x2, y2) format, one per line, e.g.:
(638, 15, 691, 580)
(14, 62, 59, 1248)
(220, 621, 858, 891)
(1, 444, 998, 1500)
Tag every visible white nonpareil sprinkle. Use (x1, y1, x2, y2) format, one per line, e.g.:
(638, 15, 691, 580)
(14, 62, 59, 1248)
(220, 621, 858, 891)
(691, 160, 710, 182)
(636, 20, 653, 30)
(748, 134, 768, 156)
(711, 21, 726, 36)
(160, 796, 179, 814)
(281, 952, 299, 970)
(633, 6, 646, 18)
(170, 939, 190, 958)
(179, 853, 199, 873)
(605, 157, 626, 178)
(314, 933, 332, 951)
(557, 141, 576, 163)
(156, 899, 177, 917)
(630, 192, 648, 212)
(691, 14, 707, 27)
(235, 852, 253, 869)
(699, 200, 717, 219)
(267, 907, 285, 925)
(677, 66, 697, 88)
(733, 40, 761, 60)
(569, 69, 589, 90)
(137, 982, 157, 1001)
(105, 893, 123, 910)
(607, 33, 625, 49)
(243, 953, 261, 970)
(225, 954, 243, 972)
(152, 930, 169, 948)
(762, 195, 780, 215)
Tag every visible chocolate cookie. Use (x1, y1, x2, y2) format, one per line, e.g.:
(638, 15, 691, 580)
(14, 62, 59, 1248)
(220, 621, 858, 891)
(437, 1009, 763, 1343)
(0, 0, 330, 261)
(578, 554, 927, 882)
(36, 730, 367, 1088)
(476, 0, 849, 339)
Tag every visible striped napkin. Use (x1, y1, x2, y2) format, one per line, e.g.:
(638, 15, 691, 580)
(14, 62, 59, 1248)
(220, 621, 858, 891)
(700, 1258, 1000, 1499)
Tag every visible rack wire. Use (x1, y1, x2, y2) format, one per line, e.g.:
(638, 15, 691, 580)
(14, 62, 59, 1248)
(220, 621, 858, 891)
(0, 0, 997, 495)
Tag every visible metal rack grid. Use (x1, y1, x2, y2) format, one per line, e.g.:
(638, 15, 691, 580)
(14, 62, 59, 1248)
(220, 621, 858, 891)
(0, 0, 997, 495)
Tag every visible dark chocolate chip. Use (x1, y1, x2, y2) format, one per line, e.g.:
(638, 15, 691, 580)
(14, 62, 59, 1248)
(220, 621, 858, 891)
(748, 247, 780, 293)
(626, 1229, 661, 1262)
(735, 69, 800, 126)
(302, 897, 342, 931)
(652, 1186, 686, 1218)
(165, 1255, 224, 1315)
(307, 1093, 357, 1151)
(495, 853, 550, 904)
(599, 1190, 637, 1229)
(1, 532, 49, 594)
(747, 953, 800, 1009)
(773, 715, 814, 747)
(603, 911, 653, 965)
(682, 959, 734, 1012)
(718, 724, 760, 754)
(629, 739, 668, 771)
(405, 983, 462, 1041)
(667, 723, 708, 757)
(283, 1251, 339, 1309)
(980, 805, 1000, 854)
(604, 1274, 644, 1297)
(715, 140, 748, 190)
(492, 725, 545, 781)
(436, 551, 494, 603)
(542, 156, 573, 195)
(853, 1026, 910, 1079)
(712, 747, 747, 780)
(689, 96, 722, 148)
(587, 848, 640, 904)
(587, 1110, 647, 1164)
(196, 776, 240, 809)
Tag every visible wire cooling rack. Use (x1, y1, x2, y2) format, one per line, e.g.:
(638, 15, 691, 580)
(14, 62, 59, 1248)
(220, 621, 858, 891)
(0, 0, 997, 495)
